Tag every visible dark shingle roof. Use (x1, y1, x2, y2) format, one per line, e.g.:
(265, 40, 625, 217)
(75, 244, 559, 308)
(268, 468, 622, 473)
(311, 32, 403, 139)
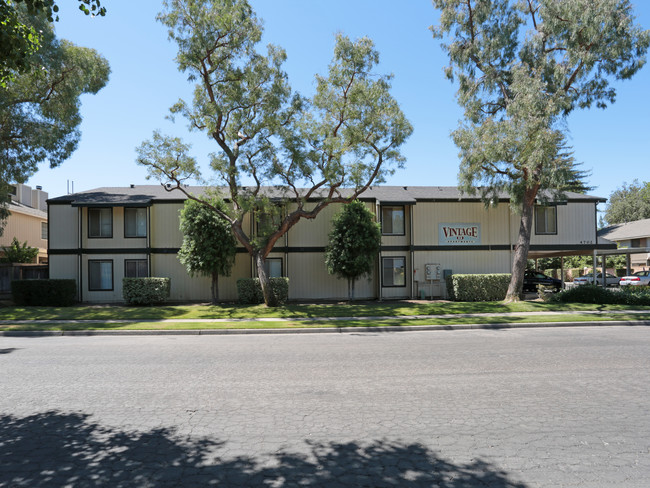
(598, 218, 650, 241)
(47, 185, 606, 206)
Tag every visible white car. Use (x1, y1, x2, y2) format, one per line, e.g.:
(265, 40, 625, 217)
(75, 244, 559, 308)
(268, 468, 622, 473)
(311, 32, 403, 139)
(573, 272, 620, 287)
(619, 270, 650, 287)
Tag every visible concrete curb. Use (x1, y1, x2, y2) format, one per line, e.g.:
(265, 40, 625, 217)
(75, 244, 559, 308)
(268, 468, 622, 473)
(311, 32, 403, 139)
(2, 320, 650, 336)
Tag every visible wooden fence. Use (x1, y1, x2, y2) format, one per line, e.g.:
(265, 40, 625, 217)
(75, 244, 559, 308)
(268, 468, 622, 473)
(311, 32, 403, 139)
(0, 264, 49, 294)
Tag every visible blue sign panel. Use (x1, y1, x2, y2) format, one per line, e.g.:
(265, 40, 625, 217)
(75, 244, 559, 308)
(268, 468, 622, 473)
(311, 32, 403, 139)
(439, 223, 481, 245)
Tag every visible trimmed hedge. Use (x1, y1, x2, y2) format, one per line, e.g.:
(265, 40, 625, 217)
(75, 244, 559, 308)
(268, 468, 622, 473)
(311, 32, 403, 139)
(446, 273, 511, 302)
(237, 277, 289, 305)
(122, 277, 170, 305)
(11, 279, 77, 306)
(551, 284, 650, 305)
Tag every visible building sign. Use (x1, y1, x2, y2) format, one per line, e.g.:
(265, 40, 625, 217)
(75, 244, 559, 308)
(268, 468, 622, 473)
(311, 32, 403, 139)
(439, 223, 481, 245)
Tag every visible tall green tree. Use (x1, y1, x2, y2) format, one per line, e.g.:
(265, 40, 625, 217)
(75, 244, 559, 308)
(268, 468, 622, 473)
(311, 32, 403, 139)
(0, 0, 106, 87)
(325, 200, 381, 301)
(603, 180, 650, 226)
(137, 0, 412, 307)
(0, 8, 110, 234)
(1, 236, 38, 263)
(432, 0, 649, 301)
(178, 198, 237, 304)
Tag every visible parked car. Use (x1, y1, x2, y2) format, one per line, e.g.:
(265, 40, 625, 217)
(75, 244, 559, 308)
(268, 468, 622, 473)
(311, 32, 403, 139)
(523, 271, 562, 292)
(619, 270, 650, 287)
(573, 272, 620, 287)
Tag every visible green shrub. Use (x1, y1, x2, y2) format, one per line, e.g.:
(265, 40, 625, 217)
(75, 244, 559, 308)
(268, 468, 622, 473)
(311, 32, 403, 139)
(122, 278, 170, 305)
(237, 277, 289, 305)
(446, 274, 511, 302)
(11, 279, 77, 306)
(550, 284, 650, 305)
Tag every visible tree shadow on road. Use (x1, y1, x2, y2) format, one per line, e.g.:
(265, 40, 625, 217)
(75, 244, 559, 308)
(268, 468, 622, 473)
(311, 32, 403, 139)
(0, 410, 528, 487)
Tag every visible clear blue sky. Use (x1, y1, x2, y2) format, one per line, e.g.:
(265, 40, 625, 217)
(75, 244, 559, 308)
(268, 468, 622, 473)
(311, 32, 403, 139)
(26, 1, 650, 213)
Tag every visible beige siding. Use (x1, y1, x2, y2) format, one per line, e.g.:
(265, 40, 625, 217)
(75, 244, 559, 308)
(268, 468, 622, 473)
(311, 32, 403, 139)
(287, 252, 376, 300)
(413, 202, 510, 246)
(287, 203, 341, 247)
(380, 204, 410, 247)
(413, 250, 512, 299)
(528, 202, 597, 246)
(150, 203, 183, 248)
(0, 210, 48, 260)
(81, 253, 148, 303)
(82, 207, 147, 250)
(380, 251, 410, 299)
(49, 255, 78, 281)
(151, 252, 251, 302)
(48, 205, 78, 249)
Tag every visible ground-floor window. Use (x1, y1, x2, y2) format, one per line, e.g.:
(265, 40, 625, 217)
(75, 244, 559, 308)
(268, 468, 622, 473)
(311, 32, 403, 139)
(88, 260, 113, 291)
(264, 258, 283, 278)
(125, 259, 148, 278)
(382, 256, 406, 287)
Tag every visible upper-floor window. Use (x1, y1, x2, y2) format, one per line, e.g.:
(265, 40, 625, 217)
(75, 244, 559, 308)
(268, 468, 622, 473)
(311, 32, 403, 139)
(88, 208, 112, 238)
(125, 207, 147, 238)
(382, 206, 405, 236)
(534, 205, 557, 235)
(41, 221, 48, 240)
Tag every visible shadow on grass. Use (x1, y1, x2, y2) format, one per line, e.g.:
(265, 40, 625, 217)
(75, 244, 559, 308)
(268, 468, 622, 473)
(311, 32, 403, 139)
(1, 410, 528, 487)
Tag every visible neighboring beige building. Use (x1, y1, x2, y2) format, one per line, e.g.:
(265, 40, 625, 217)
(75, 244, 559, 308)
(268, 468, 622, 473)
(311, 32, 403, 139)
(48, 185, 613, 303)
(598, 218, 650, 270)
(1, 184, 48, 264)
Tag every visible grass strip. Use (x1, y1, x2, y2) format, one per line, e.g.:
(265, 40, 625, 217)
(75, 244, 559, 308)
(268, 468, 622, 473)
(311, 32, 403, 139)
(2, 302, 650, 321)
(2, 313, 649, 331)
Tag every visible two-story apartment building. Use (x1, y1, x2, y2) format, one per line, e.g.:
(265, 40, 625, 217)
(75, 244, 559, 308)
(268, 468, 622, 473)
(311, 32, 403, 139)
(47, 185, 614, 303)
(1, 184, 49, 264)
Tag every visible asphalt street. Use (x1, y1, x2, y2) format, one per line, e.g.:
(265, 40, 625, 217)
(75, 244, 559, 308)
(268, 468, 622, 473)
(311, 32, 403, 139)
(1, 326, 649, 487)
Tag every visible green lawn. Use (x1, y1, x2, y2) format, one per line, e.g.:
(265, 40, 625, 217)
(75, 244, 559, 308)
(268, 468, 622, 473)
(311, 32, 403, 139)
(2, 301, 650, 320)
(1, 301, 649, 331)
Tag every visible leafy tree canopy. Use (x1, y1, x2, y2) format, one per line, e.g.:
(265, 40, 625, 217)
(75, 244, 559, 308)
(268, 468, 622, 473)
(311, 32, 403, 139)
(603, 180, 650, 226)
(1, 236, 38, 263)
(432, 0, 649, 301)
(138, 0, 412, 306)
(0, 0, 105, 87)
(0, 9, 110, 232)
(325, 200, 381, 300)
(178, 198, 237, 304)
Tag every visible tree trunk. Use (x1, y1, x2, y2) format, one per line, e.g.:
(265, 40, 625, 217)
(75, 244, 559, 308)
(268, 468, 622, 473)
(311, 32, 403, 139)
(505, 191, 536, 302)
(255, 252, 278, 307)
(347, 278, 356, 303)
(211, 271, 219, 305)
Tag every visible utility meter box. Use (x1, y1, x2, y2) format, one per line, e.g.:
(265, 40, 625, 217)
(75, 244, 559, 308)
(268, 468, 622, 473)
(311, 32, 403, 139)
(424, 263, 441, 281)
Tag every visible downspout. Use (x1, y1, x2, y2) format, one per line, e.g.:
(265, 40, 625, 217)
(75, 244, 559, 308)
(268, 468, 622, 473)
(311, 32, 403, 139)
(377, 200, 382, 301)
(147, 205, 152, 276)
(409, 204, 414, 299)
(78, 207, 83, 303)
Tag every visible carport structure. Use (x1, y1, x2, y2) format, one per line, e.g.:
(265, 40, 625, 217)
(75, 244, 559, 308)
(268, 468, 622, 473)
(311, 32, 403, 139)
(527, 236, 626, 289)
